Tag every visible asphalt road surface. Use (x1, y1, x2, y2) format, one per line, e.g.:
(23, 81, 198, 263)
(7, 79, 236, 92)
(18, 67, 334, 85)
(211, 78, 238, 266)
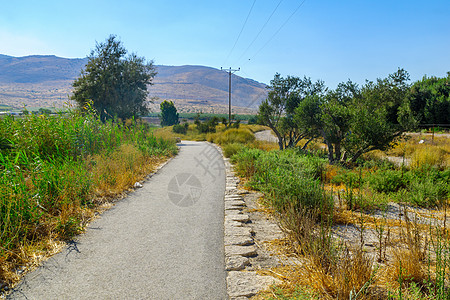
(8, 141, 227, 300)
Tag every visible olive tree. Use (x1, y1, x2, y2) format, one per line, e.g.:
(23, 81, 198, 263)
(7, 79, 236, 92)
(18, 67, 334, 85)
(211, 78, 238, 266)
(294, 69, 417, 164)
(258, 73, 326, 150)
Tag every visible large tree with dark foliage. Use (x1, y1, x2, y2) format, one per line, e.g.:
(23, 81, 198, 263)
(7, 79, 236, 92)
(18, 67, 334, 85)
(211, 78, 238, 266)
(160, 100, 179, 126)
(409, 73, 450, 125)
(72, 35, 156, 121)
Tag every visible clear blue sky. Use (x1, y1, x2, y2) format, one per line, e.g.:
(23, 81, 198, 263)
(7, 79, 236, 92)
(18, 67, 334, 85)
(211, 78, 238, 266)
(1, 0, 449, 88)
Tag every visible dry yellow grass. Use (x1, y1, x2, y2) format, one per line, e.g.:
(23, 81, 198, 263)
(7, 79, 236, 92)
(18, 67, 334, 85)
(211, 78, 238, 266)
(89, 144, 163, 197)
(250, 140, 279, 151)
(410, 146, 449, 169)
(153, 124, 208, 141)
(388, 134, 450, 169)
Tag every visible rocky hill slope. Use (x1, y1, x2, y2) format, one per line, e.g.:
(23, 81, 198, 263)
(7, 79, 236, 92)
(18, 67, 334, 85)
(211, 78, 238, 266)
(0, 55, 266, 113)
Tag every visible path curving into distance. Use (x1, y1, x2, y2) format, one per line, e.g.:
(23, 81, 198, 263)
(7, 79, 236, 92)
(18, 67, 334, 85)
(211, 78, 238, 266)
(8, 141, 226, 300)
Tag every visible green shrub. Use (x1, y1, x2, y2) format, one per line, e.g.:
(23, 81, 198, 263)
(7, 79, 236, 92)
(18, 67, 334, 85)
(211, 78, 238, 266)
(231, 147, 331, 215)
(195, 116, 218, 133)
(230, 147, 262, 178)
(368, 170, 406, 193)
(223, 143, 244, 158)
(407, 177, 449, 207)
(172, 123, 188, 134)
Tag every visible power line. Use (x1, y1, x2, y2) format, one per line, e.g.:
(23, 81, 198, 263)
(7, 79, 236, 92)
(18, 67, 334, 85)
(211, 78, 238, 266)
(234, 0, 284, 65)
(241, 0, 307, 69)
(223, 0, 257, 66)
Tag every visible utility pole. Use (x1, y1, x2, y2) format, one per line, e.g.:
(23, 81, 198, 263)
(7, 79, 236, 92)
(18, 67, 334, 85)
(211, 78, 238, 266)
(221, 67, 240, 125)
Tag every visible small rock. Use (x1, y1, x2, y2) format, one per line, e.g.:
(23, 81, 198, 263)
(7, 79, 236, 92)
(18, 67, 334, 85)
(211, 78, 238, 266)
(134, 182, 143, 188)
(225, 256, 250, 271)
(225, 245, 258, 257)
(227, 271, 281, 298)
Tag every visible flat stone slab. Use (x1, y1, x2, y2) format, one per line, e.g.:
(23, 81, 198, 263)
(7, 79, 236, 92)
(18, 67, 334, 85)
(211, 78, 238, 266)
(225, 227, 253, 237)
(226, 181, 240, 185)
(225, 205, 245, 211)
(225, 256, 250, 271)
(227, 271, 282, 298)
(226, 209, 243, 215)
(226, 200, 245, 206)
(225, 199, 244, 203)
(225, 245, 258, 257)
(225, 195, 243, 200)
(226, 214, 250, 223)
(225, 220, 245, 228)
(237, 190, 250, 195)
(224, 235, 254, 246)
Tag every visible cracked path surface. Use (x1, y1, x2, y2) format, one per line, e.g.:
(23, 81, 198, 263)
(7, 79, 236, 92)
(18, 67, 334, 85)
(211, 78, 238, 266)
(8, 141, 226, 300)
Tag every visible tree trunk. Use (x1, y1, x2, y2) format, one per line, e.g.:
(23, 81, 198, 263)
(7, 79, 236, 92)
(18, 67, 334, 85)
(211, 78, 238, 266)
(301, 137, 314, 150)
(326, 141, 334, 163)
(335, 142, 341, 163)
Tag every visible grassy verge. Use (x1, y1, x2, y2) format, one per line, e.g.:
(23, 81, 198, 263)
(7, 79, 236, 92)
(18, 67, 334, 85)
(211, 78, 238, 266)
(0, 110, 177, 288)
(153, 122, 269, 146)
(229, 143, 450, 299)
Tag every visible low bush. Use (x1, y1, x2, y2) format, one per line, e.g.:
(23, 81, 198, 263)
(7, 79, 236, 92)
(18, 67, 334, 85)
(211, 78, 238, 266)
(230, 147, 262, 178)
(208, 128, 255, 145)
(195, 116, 218, 133)
(172, 123, 188, 134)
(231, 147, 330, 215)
(222, 143, 245, 158)
(368, 169, 406, 193)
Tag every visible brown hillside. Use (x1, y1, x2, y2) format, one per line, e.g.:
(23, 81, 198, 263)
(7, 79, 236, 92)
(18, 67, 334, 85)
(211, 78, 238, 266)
(0, 55, 267, 113)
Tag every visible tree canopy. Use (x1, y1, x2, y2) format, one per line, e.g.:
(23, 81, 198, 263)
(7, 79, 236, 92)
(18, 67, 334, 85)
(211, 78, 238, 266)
(409, 72, 450, 125)
(258, 73, 326, 150)
(259, 69, 418, 164)
(72, 35, 156, 122)
(160, 100, 179, 126)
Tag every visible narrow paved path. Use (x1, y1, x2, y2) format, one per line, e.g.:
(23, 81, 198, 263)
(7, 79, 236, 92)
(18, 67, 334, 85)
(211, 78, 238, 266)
(9, 141, 226, 300)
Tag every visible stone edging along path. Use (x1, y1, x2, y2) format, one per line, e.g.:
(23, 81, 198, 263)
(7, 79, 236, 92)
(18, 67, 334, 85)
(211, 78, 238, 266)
(212, 144, 282, 300)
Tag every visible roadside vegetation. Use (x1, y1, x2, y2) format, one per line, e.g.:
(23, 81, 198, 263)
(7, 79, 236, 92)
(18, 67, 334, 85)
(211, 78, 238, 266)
(206, 69, 449, 298)
(229, 136, 449, 299)
(0, 108, 177, 288)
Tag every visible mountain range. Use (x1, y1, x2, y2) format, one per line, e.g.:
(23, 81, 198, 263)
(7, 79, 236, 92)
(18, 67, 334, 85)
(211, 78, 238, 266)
(0, 54, 267, 113)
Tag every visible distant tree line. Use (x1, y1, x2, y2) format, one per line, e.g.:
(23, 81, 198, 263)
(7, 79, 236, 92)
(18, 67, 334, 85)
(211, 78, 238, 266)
(258, 69, 449, 164)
